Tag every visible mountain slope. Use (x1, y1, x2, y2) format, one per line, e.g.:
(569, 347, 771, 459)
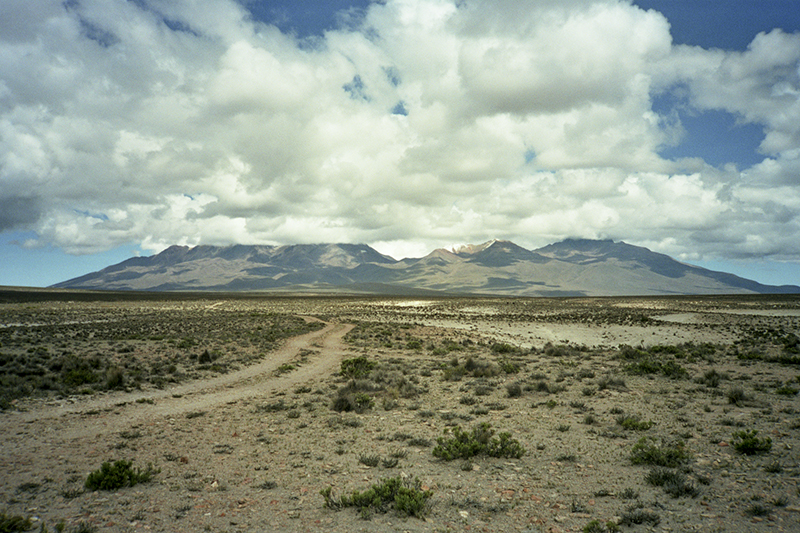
(51, 240, 799, 296)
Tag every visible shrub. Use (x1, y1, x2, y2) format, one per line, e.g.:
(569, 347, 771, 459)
(105, 367, 125, 390)
(506, 382, 523, 398)
(331, 389, 374, 413)
(617, 414, 654, 431)
(726, 385, 748, 406)
(630, 437, 691, 467)
(731, 429, 772, 455)
(340, 356, 376, 379)
(406, 339, 422, 350)
(624, 359, 687, 378)
(85, 460, 159, 491)
(583, 520, 620, 533)
(645, 467, 699, 498)
(321, 476, 432, 518)
(499, 359, 520, 373)
(697, 369, 726, 388)
(619, 507, 660, 526)
(776, 385, 799, 396)
(491, 343, 518, 354)
(432, 423, 525, 460)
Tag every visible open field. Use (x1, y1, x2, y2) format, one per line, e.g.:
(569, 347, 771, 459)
(1, 290, 800, 532)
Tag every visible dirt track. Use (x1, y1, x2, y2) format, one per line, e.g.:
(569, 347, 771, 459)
(1, 317, 354, 444)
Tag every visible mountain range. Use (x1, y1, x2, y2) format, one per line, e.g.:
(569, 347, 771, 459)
(51, 239, 799, 296)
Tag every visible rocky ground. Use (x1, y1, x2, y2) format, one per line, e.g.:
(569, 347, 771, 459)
(1, 293, 800, 532)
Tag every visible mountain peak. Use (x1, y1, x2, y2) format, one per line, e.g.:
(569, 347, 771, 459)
(450, 239, 505, 255)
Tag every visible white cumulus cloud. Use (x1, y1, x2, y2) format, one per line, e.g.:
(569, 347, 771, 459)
(0, 0, 798, 264)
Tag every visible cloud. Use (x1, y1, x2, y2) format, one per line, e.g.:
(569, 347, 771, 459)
(0, 0, 798, 264)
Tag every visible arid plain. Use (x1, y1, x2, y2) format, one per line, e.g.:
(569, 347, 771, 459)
(1, 291, 800, 532)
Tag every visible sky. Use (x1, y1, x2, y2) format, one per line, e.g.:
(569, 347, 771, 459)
(1, 0, 799, 288)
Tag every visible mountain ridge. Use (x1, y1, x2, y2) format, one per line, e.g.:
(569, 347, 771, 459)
(51, 239, 800, 296)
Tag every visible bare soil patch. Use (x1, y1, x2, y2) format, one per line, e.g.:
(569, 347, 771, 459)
(1, 293, 799, 533)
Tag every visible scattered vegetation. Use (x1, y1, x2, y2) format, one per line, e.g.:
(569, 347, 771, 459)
(0, 304, 322, 406)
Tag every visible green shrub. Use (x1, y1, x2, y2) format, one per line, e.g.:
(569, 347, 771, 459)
(499, 359, 520, 373)
(617, 414, 654, 431)
(645, 467, 699, 498)
(629, 437, 691, 467)
(406, 339, 423, 350)
(85, 460, 159, 491)
(731, 429, 772, 455)
(432, 423, 525, 460)
(491, 343, 518, 354)
(62, 367, 100, 387)
(583, 520, 620, 533)
(624, 359, 687, 378)
(340, 357, 376, 379)
(321, 476, 432, 518)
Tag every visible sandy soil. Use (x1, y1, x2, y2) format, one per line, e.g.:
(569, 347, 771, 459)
(1, 294, 800, 533)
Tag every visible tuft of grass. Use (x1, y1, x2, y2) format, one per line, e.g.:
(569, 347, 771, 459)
(619, 507, 660, 526)
(0, 511, 33, 532)
(731, 429, 772, 455)
(359, 454, 381, 467)
(381, 457, 399, 469)
(85, 460, 160, 491)
(726, 385, 748, 406)
(745, 502, 771, 517)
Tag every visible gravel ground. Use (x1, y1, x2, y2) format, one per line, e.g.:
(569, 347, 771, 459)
(1, 294, 799, 532)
